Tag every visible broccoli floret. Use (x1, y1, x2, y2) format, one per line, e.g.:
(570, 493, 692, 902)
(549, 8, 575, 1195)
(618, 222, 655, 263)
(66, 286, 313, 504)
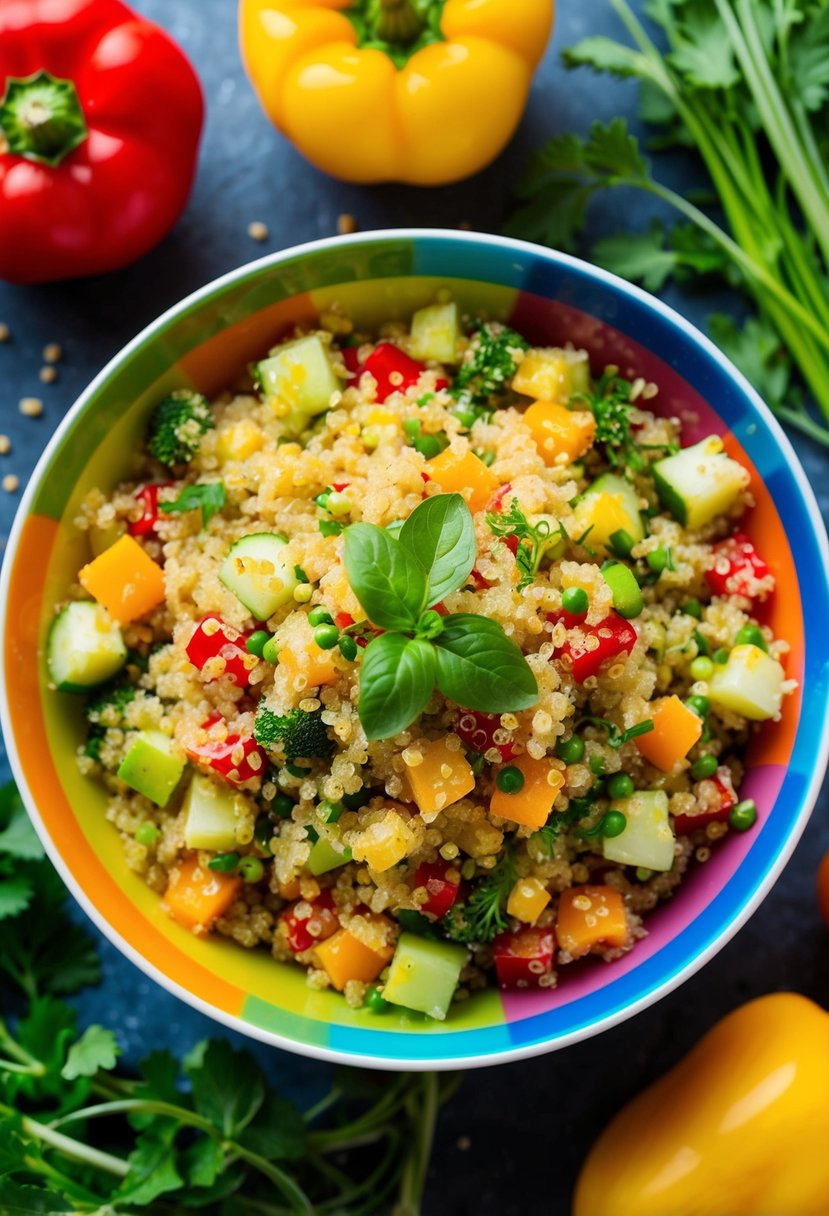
(453, 322, 529, 404)
(253, 708, 334, 761)
(83, 681, 136, 763)
(147, 390, 214, 467)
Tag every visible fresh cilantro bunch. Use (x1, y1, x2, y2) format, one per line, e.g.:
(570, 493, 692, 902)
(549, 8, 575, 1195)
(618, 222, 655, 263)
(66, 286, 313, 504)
(505, 0, 829, 447)
(344, 494, 538, 739)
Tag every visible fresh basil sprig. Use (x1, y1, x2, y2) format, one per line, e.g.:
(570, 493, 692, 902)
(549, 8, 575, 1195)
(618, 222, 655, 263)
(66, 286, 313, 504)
(344, 494, 538, 740)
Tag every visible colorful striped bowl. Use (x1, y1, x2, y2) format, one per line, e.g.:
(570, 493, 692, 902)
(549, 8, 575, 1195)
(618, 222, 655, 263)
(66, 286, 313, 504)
(3, 231, 827, 1070)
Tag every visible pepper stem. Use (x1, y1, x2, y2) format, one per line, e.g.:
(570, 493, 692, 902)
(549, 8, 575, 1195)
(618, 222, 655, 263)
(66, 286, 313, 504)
(0, 70, 88, 167)
(371, 0, 425, 44)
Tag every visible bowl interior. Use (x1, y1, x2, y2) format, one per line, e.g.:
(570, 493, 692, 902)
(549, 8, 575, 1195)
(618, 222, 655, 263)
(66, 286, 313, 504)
(4, 232, 828, 1068)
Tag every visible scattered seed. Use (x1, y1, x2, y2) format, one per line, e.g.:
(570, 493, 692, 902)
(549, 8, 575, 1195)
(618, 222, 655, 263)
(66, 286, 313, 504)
(19, 397, 43, 418)
(39, 366, 58, 384)
(247, 220, 269, 242)
(3, 474, 19, 493)
(42, 342, 62, 363)
(0, 323, 10, 343)
(337, 213, 357, 235)
(0, 435, 10, 454)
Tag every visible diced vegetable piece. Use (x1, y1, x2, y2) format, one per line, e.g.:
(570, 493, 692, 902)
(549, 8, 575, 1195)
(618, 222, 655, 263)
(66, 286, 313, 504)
(117, 730, 185, 807)
(573, 473, 645, 551)
(550, 610, 638, 683)
(219, 533, 299, 620)
(413, 861, 462, 919)
(706, 532, 771, 600)
(277, 623, 339, 688)
(602, 790, 676, 872)
(182, 772, 241, 851)
(308, 829, 353, 875)
(163, 855, 241, 933)
(556, 886, 629, 958)
(362, 342, 447, 403)
(653, 437, 748, 530)
(492, 927, 556, 988)
(409, 301, 460, 364)
(406, 737, 475, 816)
(314, 916, 395, 990)
(216, 418, 264, 462)
(636, 695, 703, 771)
(673, 770, 736, 834)
(79, 534, 165, 624)
(512, 347, 590, 402)
(186, 614, 256, 687)
(383, 932, 468, 1020)
(523, 400, 596, 465)
(490, 755, 564, 830)
(351, 809, 416, 872)
(47, 601, 127, 692)
(708, 643, 786, 721)
(258, 335, 339, 429)
(424, 447, 498, 512)
(186, 716, 267, 786)
(453, 709, 516, 761)
(601, 562, 644, 619)
(279, 889, 339, 954)
(507, 876, 551, 925)
(128, 483, 171, 538)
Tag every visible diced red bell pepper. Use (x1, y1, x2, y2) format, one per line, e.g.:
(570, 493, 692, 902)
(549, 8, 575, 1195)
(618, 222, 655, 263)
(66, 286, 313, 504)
(128, 483, 173, 537)
(186, 716, 267, 786)
(341, 347, 362, 376)
(549, 611, 638, 684)
(413, 862, 462, 919)
(332, 481, 350, 492)
(454, 710, 516, 761)
(280, 889, 339, 954)
(705, 533, 771, 600)
(673, 769, 737, 834)
(493, 927, 556, 989)
(362, 342, 448, 402)
(470, 568, 491, 590)
(488, 482, 513, 513)
(185, 614, 255, 688)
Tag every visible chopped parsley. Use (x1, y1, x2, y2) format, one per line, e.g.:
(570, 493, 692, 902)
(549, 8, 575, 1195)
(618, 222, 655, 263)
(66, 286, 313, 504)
(485, 497, 566, 591)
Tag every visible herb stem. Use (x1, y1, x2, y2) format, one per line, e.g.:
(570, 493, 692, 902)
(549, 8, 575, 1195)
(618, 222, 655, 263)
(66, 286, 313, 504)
(1, 1106, 130, 1178)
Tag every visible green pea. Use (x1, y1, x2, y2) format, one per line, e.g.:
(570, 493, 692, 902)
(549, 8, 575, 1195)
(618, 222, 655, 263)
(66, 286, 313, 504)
(734, 625, 768, 652)
(562, 586, 589, 616)
(314, 623, 340, 650)
(272, 793, 296, 819)
(556, 735, 585, 765)
(135, 822, 160, 847)
(246, 630, 271, 658)
(496, 765, 525, 794)
(601, 810, 627, 838)
(461, 859, 476, 881)
(208, 852, 240, 874)
(646, 546, 669, 573)
(712, 647, 730, 665)
(254, 815, 274, 846)
(683, 599, 703, 620)
(609, 529, 635, 558)
(691, 753, 718, 780)
(607, 773, 634, 800)
(239, 856, 265, 883)
(327, 492, 352, 517)
(635, 867, 653, 882)
(601, 562, 644, 619)
(338, 635, 358, 661)
(308, 607, 334, 627)
(414, 433, 448, 459)
(403, 417, 421, 439)
(589, 754, 606, 776)
(729, 799, 758, 832)
(689, 656, 714, 681)
(262, 637, 280, 665)
(453, 409, 477, 429)
(686, 694, 709, 718)
(365, 985, 390, 1013)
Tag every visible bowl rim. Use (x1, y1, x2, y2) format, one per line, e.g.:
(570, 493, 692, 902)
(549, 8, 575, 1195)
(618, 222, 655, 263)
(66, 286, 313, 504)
(2, 227, 827, 1071)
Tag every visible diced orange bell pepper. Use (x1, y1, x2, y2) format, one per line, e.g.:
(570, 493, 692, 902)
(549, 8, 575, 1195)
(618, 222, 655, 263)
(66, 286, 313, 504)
(556, 885, 629, 958)
(490, 755, 565, 829)
(163, 855, 241, 934)
(523, 400, 596, 465)
(507, 876, 551, 924)
(278, 621, 338, 689)
(636, 695, 703, 772)
(314, 917, 395, 990)
(78, 534, 165, 624)
(426, 447, 499, 512)
(406, 737, 476, 816)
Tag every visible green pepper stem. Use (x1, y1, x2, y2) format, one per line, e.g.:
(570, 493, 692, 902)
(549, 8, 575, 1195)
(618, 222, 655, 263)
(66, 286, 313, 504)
(0, 70, 88, 166)
(372, 0, 425, 44)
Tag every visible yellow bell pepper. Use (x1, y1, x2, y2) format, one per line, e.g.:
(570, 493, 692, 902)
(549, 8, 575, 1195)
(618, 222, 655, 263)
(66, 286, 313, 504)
(574, 993, 829, 1216)
(238, 0, 554, 184)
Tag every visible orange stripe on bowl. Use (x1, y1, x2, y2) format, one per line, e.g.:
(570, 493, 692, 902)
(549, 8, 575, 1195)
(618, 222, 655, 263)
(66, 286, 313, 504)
(5, 516, 244, 1017)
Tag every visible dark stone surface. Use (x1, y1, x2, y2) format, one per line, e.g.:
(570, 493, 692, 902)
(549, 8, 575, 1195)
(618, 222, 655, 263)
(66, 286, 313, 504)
(1, 2, 827, 1210)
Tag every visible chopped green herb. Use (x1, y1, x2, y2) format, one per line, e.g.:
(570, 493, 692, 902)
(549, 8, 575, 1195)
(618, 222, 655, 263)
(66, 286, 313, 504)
(160, 480, 226, 528)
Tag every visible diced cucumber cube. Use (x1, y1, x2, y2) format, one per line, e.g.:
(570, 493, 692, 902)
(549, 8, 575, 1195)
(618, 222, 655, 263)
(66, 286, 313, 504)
(574, 473, 645, 551)
(708, 643, 786, 720)
(653, 437, 748, 530)
(383, 933, 469, 1021)
(603, 790, 676, 872)
(219, 533, 299, 621)
(117, 730, 185, 807)
(308, 830, 352, 876)
(409, 302, 460, 364)
(258, 335, 339, 432)
(183, 772, 241, 851)
(47, 601, 127, 692)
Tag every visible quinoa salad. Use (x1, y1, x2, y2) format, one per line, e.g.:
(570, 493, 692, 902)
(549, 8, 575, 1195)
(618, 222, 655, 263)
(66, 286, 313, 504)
(48, 297, 794, 1021)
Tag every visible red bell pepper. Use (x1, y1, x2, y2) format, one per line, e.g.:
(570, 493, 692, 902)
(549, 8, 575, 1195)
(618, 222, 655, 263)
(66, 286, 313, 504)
(493, 927, 556, 989)
(0, 0, 203, 284)
(549, 610, 638, 684)
(280, 889, 339, 954)
(340, 347, 362, 377)
(673, 769, 737, 835)
(453, 710, 516, 761)
(186, 714, 267, 786)
(185, 615, 255, 688)
(706, 533, 771, 600)
(413, 861, 462, 919)
(362, 343, 449, 402)
(128, 483, 172, 538)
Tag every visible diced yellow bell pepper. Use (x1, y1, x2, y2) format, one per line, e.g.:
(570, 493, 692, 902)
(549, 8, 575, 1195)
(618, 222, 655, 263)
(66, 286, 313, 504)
(79, 534, 165, 624)
(406, 737, 475, 816)
(216, 418, 264, 462)
(636, 695, 703, 771)
(278, 620, 339, 690)
(490, 755, 564, 829)
(350, 808, 416, 872)
(572, 491, 638, 553)
(314, 916, 395, 990)
(163, 856, 241, 934)
(425, 447, 499, 513)
(512, 347, 590, 402)
(523, 400, 596, 465)
(556, 885, 629, 958)
(507, 876, 551, 924)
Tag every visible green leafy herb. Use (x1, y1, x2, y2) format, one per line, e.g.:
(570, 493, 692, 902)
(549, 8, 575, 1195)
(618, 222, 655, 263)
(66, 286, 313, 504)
(485, 497, 565, 590)
(533, 790, 603, 855)
(578, 715, 654, 748)
(453, 321, 529, 404)
(160, 481, 226, 528)
(359, 634, 437, 740)
(443, 850, 518, 944)
(398, 491, 477, 605)
(434, 615, 538, 714)
(61, 1025, 120, 1080)
(344, 523, 427, 632)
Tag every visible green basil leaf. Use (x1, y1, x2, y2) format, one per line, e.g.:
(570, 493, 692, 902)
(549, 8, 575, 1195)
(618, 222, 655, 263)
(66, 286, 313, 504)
(358, 634, 436, 740)
(344, 523, 427, 631)
(398, 493, 477, 606)
(434, 614, 538, 713)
